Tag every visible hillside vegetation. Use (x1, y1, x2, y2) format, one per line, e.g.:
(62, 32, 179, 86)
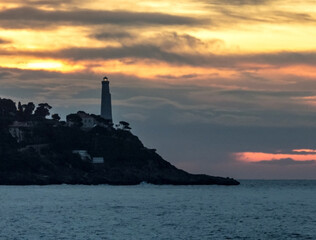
(0, 98, 239, 185)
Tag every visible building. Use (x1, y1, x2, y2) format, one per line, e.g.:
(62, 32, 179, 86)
(77, 111, 97, 128)
(72, 150, 104, 164)
(92, 157, 104, 164)
(101, 76, 112, 122)
(72, 150, 91, 161)
(8, 121, 33, 143)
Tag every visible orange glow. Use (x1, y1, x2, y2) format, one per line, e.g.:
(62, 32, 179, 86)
(275, 65, 316, 78)
(75, 59, 239, 82)
(0, 58, 84, 73)
(25, 61, 63, 70)
(0, 1, 316, 76)
(1, 0, 316, 102)
(234, 151, 316, 163)
(292, 149, 316, 153)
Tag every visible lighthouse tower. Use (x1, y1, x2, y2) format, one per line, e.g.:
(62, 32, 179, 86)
(101, 76, 112, 122)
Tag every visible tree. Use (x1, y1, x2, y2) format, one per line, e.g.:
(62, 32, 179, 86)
(118, 121, 131, 131)
(16, 102, 35, 121)
(52, 113, 61, 121)
(18, 102, 23, 112)
(34, 103, 52, 118)
(0, 98, 17, 117)
(0, 98, 16, 127)
(23, 102, 35, 117)
(90, 114, 113, 128)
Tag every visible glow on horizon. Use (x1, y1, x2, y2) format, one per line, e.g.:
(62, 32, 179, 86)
(234, 151, 316, 163)
(292, 149, 316, 153)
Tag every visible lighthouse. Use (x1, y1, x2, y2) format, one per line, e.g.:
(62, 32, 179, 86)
(101, 76, 112, 122)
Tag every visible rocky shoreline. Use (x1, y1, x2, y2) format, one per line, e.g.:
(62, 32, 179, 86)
(0, 166, 239, 186)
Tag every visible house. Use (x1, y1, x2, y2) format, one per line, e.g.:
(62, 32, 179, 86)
(92, 157, 104, 164)
(77, 112, 97, 129)
(72, 150, 104, 164)
(8, 121, 33, 142)
(72, 150, 91, 161)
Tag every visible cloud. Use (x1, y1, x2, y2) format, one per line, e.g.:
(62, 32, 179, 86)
(91, 31, 134, 41)
(255, 158, 316, 165)
(4, 46, 316, 69)
(200, 0, 316, 28)
(0, 38, 10, 44)
(3, 66, 316, 128)
(156, 74, 198, 80)
(121, 112, 148, 122)
(7, 0, 76, 7)
(204, 0, 271, 6)
(213, 9, 315, 26)
(0, 7, 207, 29)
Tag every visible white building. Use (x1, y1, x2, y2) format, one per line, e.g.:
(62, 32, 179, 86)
(92, 157, 104, 164)
(72, 150, 91, 161)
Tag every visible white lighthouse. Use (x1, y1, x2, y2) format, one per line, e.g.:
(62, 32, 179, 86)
(101, 76, 112, 122)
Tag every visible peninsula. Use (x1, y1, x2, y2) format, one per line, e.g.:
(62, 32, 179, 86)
(0, 78, 239, 186)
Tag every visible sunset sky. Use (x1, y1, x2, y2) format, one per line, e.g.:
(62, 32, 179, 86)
(1, 0, 316, 179)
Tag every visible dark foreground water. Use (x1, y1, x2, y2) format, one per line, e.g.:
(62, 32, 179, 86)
(0, 180, 316, 240)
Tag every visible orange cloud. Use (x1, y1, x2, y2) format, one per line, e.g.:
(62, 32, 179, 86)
(234, 151, 316, 163)
(292, 149, 316, 153)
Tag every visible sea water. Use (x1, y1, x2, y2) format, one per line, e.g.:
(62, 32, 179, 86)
(0, 180, 315, 240)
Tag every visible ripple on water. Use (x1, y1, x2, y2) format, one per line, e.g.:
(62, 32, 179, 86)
(0, 181, 315, 239)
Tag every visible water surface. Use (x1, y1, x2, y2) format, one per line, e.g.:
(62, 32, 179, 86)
(1, 180, 315, 239)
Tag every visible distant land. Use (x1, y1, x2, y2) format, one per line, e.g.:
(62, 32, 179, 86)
(0, 98, 239, 186)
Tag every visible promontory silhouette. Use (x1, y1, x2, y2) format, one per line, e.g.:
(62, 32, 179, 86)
(0, 77, 239, 186)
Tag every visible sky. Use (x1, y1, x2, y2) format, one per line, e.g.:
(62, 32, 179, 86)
(1, 0, 316, 179)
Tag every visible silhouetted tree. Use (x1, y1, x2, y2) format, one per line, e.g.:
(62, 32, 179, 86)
(18, 101, 23, 112)
(23, 102, 35, 117)
(118, 121, 131, 131)
(16, 102, 35, 121)
(0, 98, 16, 127)
(90, 114, 114, 128)
(34, 103, 52, 118)
(77, 111, 87, 115)
(0, 98, 17, 117)
(52, 113, 61, 121)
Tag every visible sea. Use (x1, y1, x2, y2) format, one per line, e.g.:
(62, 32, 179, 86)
(0, 180, 315, 240)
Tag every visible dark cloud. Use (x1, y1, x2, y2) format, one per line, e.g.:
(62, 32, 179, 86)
(220, 89, 314, 98)
(199, 0, 316, 28)
(214, 9, 315, 25)
(1, 37, 314, 68)
(156, 74, 198, 79)
(40, 48, 316, 67)
(205, 0, 271, 5)
(0, 7, 207, 29)
(151, 32, 213, 50)
(3, 67, 316, 128)
(91, 32, 134, 41)
(9, 0, 76, 7)
(255, 158, 316, 165)
(0, 38, 10, 44)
